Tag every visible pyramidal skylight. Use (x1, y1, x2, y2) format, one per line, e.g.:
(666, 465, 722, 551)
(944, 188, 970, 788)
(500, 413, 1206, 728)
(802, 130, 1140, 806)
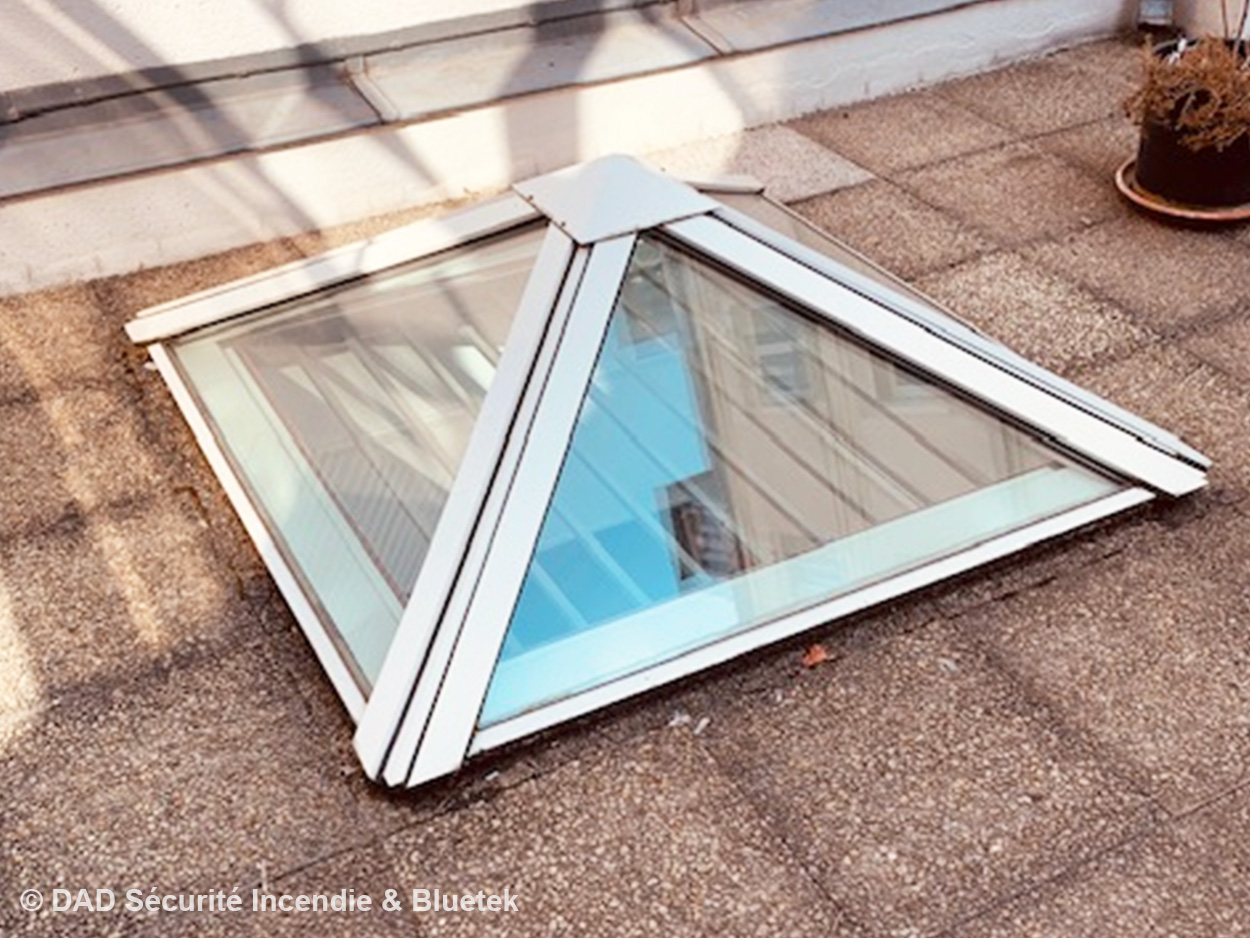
(127, 155, 1210, 788)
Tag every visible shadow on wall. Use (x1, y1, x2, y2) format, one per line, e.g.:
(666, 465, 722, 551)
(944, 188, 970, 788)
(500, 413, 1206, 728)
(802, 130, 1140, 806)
(0, 0, 785, 293)
(0, 0, 444, 287)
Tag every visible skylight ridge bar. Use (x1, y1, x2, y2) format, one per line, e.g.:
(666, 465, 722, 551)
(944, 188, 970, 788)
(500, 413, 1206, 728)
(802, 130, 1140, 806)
(402, 235, 639, 786)
(708, 203, 1208, 471)
(352, 226, 581, 778)
(662, 214, 1207, 496)
(375, 241, 599, 785)
(375, 243, 604, 786)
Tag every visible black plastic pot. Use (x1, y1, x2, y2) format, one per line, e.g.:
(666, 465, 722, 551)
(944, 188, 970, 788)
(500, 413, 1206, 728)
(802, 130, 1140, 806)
(1133, 41, 1250, 209)
(1136, 115, 1250, 207)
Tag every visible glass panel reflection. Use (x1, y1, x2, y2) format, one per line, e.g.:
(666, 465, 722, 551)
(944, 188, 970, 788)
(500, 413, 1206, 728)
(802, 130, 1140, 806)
(174, 226, 545, 686)
(482, 237, 1122, 724)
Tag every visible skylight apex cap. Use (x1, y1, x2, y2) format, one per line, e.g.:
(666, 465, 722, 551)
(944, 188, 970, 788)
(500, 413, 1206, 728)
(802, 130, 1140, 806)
(513, 154, 718, 244)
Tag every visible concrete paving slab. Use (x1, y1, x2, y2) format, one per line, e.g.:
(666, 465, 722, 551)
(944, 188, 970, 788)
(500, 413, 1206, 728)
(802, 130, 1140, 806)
(789, 178, 994, 279)
(1184, 310, 1250, 384)
(915, 250, 1151, 375)
(790, 90, 1013, 175)
(0, 285, 129, 400)
(936, 42, 1139, 137)
(1034, 116, 1140, 181)
(960, 505, 1250, 815)
(1024, 216, 1250, 330)
(894, 142, 1122, 247)
(1077, 343, 1250, 494)
(645, 124, 873, 202)
(956, 786, 1250, 937)
(0, 67, 377, 199)
(0, 389, 162, 538)
(0, 493, 252, 694)
(697, 621, 1153, 938)
(0, 647, 376, 938)
(384, 732, 861, 938)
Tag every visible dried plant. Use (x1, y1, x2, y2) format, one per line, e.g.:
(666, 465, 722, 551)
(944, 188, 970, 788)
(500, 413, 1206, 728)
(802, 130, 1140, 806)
(1125, 1, 1250, 151)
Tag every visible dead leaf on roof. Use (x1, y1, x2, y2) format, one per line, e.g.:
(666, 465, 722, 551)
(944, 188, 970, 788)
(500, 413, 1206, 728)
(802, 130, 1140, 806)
(801, 643, 832, 669)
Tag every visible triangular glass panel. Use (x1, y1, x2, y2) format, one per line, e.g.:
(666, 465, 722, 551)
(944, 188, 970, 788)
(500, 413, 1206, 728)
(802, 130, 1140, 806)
(479, 235, 1120, 725)
(167, 224, 546, 687)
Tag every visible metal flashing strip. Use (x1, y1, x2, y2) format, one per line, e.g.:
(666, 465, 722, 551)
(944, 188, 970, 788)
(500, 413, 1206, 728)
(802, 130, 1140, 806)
(684, 0, 988, 53)
(0, 0, 668, 122)
(0, 0, 993, 203)
(358, 7, 716, 123)
(0, 66, 380, 201)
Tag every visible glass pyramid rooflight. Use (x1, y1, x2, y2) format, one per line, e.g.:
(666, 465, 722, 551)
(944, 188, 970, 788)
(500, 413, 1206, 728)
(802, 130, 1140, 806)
(127, 155, 1209, 787)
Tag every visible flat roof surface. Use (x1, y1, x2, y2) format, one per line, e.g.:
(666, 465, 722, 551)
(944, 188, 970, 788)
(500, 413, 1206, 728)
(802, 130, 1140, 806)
(4, 35, 1250, 937)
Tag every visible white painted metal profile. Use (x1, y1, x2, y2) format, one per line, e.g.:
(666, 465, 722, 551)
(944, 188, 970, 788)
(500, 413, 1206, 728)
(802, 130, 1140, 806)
(353, 224, 583, 779)
(125, 193, 541, 345)
(128, 155, 1210, 790)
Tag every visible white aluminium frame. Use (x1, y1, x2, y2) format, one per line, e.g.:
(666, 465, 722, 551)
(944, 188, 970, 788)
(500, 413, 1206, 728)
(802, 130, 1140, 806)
(376, 190, 1205, 788)
(130, 156, 1209, 789)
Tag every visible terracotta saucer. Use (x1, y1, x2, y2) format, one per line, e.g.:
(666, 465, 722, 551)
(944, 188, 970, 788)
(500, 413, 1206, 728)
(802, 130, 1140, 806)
(1115, 159, 1250, 223)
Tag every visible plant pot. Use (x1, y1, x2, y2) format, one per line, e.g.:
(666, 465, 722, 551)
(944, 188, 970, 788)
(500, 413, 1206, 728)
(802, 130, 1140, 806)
(1129, 39, 1250, 211)
(1135, 114, 1250, 208)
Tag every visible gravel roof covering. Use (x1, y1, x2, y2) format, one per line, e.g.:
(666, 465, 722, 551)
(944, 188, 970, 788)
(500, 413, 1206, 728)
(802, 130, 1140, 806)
(3, 36, 1249, 938)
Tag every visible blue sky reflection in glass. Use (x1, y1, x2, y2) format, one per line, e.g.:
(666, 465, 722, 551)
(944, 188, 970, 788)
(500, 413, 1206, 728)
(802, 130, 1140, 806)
(481, 236, 1120, 723)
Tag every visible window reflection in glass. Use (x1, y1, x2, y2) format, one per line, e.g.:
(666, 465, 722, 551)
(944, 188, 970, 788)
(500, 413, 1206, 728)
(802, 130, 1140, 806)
(174, 226, 545, 687)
